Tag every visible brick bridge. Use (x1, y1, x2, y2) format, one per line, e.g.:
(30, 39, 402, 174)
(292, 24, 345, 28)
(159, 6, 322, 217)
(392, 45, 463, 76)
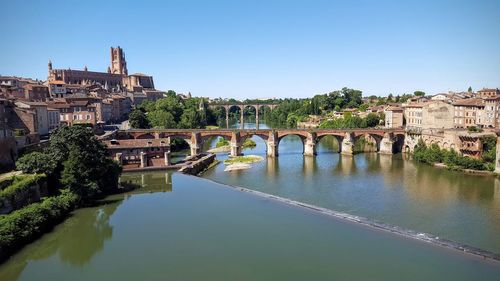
(107, 128, 405, 157)
(208, 103, 279, 129)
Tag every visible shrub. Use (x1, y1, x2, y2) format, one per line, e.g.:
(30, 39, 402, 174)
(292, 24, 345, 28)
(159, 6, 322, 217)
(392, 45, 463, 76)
(16, 152, 56, 175)
(0, 190, 77, 262)
(216, 138, 230, 148)
(413, 140, 488, 171)
(0, 174, 46, 211)
(242, 138, 256, 149)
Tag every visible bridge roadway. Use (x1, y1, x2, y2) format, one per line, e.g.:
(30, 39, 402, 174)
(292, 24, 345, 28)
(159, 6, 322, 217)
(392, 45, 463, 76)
(109, 128, 405, 157)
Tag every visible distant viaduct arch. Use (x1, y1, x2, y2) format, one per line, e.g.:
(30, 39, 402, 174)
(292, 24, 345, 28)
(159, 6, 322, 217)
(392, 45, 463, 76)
(208, 103, 279, 129)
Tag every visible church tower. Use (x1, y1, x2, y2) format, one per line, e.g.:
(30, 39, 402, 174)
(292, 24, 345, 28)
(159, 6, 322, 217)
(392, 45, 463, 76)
(110, 46, 128, 75)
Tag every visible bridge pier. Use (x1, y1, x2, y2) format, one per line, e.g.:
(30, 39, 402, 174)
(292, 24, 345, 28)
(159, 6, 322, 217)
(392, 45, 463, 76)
(164, 151, 171, 166)
(341, 132, 355, 155)
(115, 152, 123, 165)
(379, 133, 395, 154)
(225, 108, 229, 129)
(140, 151, 147, 168)
(230, 132, 243, 157)
(256, 108, 259, 130)
(303, 132, 317, 156)
(240, 107, 244, 129)
(190, 132, 201, 156)
(267, 131, 278, 157)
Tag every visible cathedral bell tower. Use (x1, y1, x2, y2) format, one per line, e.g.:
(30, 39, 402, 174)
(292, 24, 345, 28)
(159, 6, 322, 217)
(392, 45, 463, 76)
(110, 46, 128, 75)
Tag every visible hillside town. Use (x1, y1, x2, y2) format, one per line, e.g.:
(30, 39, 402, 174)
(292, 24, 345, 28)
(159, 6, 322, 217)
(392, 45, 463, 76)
(1, 46, 499, 171)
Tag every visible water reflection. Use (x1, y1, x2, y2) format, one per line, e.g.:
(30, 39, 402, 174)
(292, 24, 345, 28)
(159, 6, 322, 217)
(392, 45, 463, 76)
(333, 155, 356, 175)
(0, 202, 118, 280)
(302, 156, 317, 177)
(120, 172, 173, 193)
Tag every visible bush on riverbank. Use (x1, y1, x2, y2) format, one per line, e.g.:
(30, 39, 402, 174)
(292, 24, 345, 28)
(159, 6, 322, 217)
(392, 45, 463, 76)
(413, 140, 492, 171)
(242, 138, 256, 149)
(216, 138, 230, 148)
(0, 174, 46, 212)
(0, 190, 77, 262)
(224, 155, 263, 165)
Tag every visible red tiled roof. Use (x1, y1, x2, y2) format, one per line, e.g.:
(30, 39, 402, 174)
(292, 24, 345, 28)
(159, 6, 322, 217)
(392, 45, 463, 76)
(452, 98, 484, 106)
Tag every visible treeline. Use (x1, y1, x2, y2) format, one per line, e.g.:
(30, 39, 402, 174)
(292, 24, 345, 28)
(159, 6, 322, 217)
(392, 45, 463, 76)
(130, 90, 220, 129)
(318, 113, 382, 129)
(412, 137, 496, 171)
(264, 88, 364, 128)
(0, 126, 122, 262)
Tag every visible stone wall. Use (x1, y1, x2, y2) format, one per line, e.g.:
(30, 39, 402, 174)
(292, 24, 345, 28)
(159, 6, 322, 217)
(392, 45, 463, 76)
(0, 137, 17, 172)
(422, 101, 455, 129)
(179, 154, 217, 175)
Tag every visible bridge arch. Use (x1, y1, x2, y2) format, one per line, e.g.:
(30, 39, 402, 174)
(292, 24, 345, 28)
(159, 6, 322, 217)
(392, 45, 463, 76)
(316, 134, 343, 153)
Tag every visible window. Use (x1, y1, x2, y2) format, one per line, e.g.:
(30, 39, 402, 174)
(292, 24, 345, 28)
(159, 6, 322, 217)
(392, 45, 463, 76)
(86, 114, 90, 120)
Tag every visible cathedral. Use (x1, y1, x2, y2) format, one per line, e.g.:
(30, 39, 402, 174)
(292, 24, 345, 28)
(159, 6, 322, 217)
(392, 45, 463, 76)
(47, 46, 155, 91)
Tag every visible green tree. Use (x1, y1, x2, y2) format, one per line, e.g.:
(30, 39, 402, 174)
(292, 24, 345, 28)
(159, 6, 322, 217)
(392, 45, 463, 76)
(387, 94, 394, 102)
(16, 152, 56, 175)
(129, 109, 150, 129)
(365, 113, 380, 127)
(48, 126, 122, 202)
(156, 96, 183, 121)
(468, 86, 473, 93)
(359, 104, 369, 112)
(148, 110, 176, 128)
(414, 91, 426, 97)
(178, 108, 202, 129)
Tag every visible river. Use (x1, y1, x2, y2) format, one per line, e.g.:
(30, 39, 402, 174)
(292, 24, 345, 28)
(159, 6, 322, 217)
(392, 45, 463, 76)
(1, 119, 499, 280)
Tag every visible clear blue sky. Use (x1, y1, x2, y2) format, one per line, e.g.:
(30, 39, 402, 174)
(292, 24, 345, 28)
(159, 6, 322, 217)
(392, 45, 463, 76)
(1, 0, 499, 99)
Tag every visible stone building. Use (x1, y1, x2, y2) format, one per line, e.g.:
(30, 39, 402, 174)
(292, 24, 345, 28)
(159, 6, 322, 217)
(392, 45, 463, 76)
(47, 107, 60, 132)
(0, 98, 17, 171)
(0, 77, 49, 101)
(14, 101, 50, 136)
(104, 138, 171, 169)
(421, 100, 455, 129)
(384, 106, 404, 128)
(482, 95, 500, 128)
(21, 84, 49, 101)
(477, 88, 500, 98)
(110, 46, 128, 75)
(403, 103, 424, 129)
(453, 98, 484, 128)
(48, 46, 155, 92)
(404, 128, 492, 159)
(48, 80, 67, 98)
(47, 99, 97, 126)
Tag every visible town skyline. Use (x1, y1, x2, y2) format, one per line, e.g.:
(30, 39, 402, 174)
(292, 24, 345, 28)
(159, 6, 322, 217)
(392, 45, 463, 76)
(1, 0, 499, 99)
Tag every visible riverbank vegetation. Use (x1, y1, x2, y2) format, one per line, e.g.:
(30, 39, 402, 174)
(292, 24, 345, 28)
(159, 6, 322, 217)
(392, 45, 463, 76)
(224, 155, 264, 165)
(216, 138, 230, 148)
(0, 174, 46, 212)
(412, 137, 496, 171)
(0, 126, 122, 263)
(0, 190, 77, 262)
(318, 112, 381, 129)
(130, 90, 219, 129)
(214, 138, 256, 150)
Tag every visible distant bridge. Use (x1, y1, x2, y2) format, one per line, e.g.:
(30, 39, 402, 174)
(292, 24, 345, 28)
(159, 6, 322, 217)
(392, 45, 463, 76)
(107, 128, 405, 157)
(207, 103, 279, 129)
